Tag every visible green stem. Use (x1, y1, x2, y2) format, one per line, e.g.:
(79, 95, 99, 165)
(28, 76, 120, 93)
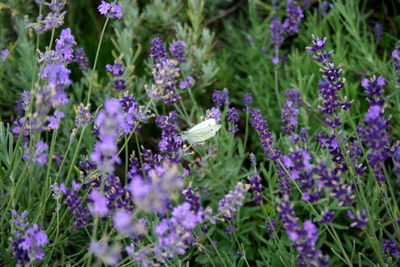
(86, 18, 109, 105)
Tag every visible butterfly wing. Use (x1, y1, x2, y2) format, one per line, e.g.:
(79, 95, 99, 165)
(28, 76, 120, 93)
(182, 119, 221, 143)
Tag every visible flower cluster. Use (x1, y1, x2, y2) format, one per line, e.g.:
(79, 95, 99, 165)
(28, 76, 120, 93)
(358, 105, 391, 182)
(154, 202, 203, 262)
(28, 0, 66, 33)
(307, 36, 352, 128)
(277, 200, 329, 266)
(11, 210, 49, 266)
(282, 1, 304, 35)
(128, 162, 183, 214)
(218, 182, 249, 221)
(91, 98, 125, 174)
(226, 107, 239, 133)
(148, 37, 188, 104)
(106, 61, 127, 91)
(155, 111, 184, 162)
(249, 108, 281, 160)
(347, 210, 368, 228)
(73, 47, 89, 70)
(53, 181, 89, 227)
(98, 1, 123, 19)
(212, 88, 230, 107)
(1, 49, 9, 62)
(361, 76, 386, 106)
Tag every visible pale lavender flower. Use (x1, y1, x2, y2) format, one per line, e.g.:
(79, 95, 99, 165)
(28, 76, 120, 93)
(98, 1, 123, 19)
(89, 240, 121, 265)
(218, 182, 249, 220)
(88, 189, 109, 217)
(0, 49, 9, 62)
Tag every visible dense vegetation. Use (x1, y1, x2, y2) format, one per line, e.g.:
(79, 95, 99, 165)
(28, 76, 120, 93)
(1, 0, 400, 266)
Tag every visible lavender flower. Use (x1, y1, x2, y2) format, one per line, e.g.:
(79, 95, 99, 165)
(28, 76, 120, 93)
(91, 98, 125, 174)
(28, 1, 66, 33)
(212, 88, 230, 107)
(179, 76, 195, 90)
(319, 210, 335, 223)
(226, 107, 239, 133)
(150, 58, 181, 104)
(374, 23, 383, 42)
(269, 16, 284, 47)
(391, 41, 400, 83)
(73, 48, 89, 70)
(282, 1, 304, 35)
(48, 110, 65, 130)
(266, 219, 277, 239)
(127, 163, 183, 214)
(169, 41, 186, 64)
(0, 49, 9, 62)
(150, 37, 168, 63)
(106, 61, 127, 91)
(358, 105, 391, 182)
(88, 190, 109, 217)
(98, 1, 123, 19)
(218, 182, 249, 220)
(361, 76, 386, 106)
(182, 187, 201, 213)
(307, 36, 351, 128)
(55, 181, 89, 227)
(119, 93, 149, 134)
(243, 93, 253, 106)
(383, 239, 400, 260)
(249, 108, 281, 160)
(347, 210, 368, 228)
(247, 171, 263, 203)
(155, 202, 203, 261)
(34, 140, 48, 165)
(205, 107, 221, 122)
(281, 100, 299, 138)
(74, 103, 93, 127)
(285, 89, 302, 107)
(89, 240, 121, 265)
(156, 112, 183, 161)
(277, 200, 329, 266)
(11, 211, 49, 266)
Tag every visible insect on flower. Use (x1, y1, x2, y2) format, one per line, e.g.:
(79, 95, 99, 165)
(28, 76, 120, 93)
(182, 118, 221, 144)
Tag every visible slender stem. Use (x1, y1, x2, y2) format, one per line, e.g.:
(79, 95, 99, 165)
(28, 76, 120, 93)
(86, 18, 109, 105)
(206, 234, 229, 267)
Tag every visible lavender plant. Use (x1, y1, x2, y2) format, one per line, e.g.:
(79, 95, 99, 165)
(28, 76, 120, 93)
(0, 0, 400, 266)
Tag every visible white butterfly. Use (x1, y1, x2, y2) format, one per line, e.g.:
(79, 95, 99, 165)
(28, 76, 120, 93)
(182, 118, 221, 144)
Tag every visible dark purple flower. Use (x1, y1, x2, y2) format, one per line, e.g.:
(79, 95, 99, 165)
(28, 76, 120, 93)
(249, 108, 281, 160)
(269, 16, 284, 47)
(73, 48, 89, 70)
(282, 1, 304, 35)
(150, 37, 168, 63)
(277, 199, 329, 266)
(156, 112, 184, 162)
(226, 225, 236, 235)
(98, 1, 123, 19)
(347, 210, 368, 228)
(383, 239, 400, 260)
(169, 41, 186, 64)
(54, 181, 89, 227)
(285, 89, 302, 107)
(179, 76, 195, 90)
(265, 219, 277, 239)
(212, 88, 230, 107)
(281, 100, 299, 137)
(243, 93, 253, 106)
(11, 211, 48, 266)
(361, 76, 386, 106)
(374, 23, 383, 42)
(247, 171, 263, 203)
(182, 187, 201, 213)
(227, 107, 240, 134)
(319, 210, 335, 223)
(206, 107, 221, 122)
(300, 127, 308, 143)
